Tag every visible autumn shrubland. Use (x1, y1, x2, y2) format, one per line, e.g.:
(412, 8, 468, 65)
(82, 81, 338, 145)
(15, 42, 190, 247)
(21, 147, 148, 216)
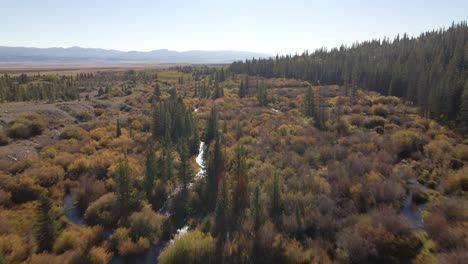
(0, 66, 466, 263)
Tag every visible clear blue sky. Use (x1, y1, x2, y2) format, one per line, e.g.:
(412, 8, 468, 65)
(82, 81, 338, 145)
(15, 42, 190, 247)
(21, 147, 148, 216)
(1, 0, 467, 55)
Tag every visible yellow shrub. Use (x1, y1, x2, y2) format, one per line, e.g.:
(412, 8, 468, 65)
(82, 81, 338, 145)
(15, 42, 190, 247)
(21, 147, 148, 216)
(118, 237, 150, 256)
(371, 104, 389, 117)
(67, 157, 92, 179)
(39, 146, 59, 159)
(53, 229, 85, 254)
(128, 204, 166, 243)
(282, 239, 320, 264)
(158, 230, 216, 264)
(6, 113, 47, 139)
(0, 233, 29, 263)
(23, 165, 65, 188)
(84, 193, 117, 226)
(442, 166, 468, 194)
(424, 138, 452, 162)
(52, 152, 75, 170)
(87, 246, 112, 264)
(391, 130, 425, 159)
(27, 251, 79, 264)
(60, 126, 89, 140)
(0, 129, 9, 146)
(110, 227, 150, 256)
(453, 144, 468, 161)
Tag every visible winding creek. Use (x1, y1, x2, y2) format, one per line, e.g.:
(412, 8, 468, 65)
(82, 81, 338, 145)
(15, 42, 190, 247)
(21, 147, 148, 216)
(64, 133, 426, 262)
(62, 141, 207, 263)
(401, 178, 428, 228)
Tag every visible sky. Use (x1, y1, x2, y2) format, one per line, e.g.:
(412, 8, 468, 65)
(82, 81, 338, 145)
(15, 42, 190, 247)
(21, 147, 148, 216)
(1, 0, 467, 55)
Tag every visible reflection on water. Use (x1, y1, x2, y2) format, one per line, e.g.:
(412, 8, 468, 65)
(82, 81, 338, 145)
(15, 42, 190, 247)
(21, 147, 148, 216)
(63, 194, 86, 225)
(401, 178, 427, 228)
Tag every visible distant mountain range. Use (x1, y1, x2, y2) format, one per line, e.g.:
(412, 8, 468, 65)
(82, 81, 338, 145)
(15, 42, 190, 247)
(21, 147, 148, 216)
(0, 46, 271, 63)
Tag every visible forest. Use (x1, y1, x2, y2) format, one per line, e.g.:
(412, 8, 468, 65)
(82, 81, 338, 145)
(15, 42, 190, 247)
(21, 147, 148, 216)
(230, 22, 468, 132)
(0, 63, 466, 264)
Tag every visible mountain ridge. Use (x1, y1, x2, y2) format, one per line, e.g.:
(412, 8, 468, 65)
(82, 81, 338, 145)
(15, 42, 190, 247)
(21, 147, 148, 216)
(0, 46, 271, 63)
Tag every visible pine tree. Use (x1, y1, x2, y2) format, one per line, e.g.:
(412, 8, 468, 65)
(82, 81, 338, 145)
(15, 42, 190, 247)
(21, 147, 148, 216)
(303, 86, 316, 118)
(295, 204, 302, 230)
(212, 80, 224, 99)
(235, 120, 242, 140)
(116, 119, 122, 137)
(252, 184, 263, 230)
(238, 80, 246, 98)
(188, 116, 200, 155)
(204, 107, 218, 145)
(206, 136, 223, 209)
(201, 80, 207, 98)
(178, 143, 192, 192)
(245, 77, 250, 96)
(222, 120, 228, 134)
(460, 80, 468, 129)
(270, 172, 282, 220)
(153, 83, 161, 102)
(219, 68, 225, 82)
(256, 81, 268, 106)
(161, 143, 174, 180)
(144, 142, 157, 199)
(35, 194, 57, 253)
(115, 157, 136, 215)
(215, 180, 233, 234)
(231, 144, 247, 214)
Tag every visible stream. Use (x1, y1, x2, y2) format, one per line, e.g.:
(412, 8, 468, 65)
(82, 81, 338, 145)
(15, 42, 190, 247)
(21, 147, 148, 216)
(401, 178, 427, 228)
(62, 141, 207, 263)
(270, 107, 280, 113)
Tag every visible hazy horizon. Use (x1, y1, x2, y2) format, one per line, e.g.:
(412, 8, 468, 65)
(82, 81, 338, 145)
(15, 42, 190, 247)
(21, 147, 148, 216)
(0, 45, 272, 55)
(2, 0, 467, 55)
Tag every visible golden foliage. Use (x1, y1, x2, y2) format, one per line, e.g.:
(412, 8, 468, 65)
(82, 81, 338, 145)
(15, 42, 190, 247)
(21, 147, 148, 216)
(158, 230, 216, 264)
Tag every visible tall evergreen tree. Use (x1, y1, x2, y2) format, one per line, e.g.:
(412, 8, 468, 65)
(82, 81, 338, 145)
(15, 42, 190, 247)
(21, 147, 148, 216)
(244, 77, 250, 96)
(460, 80, 468, 129)
(161, 143, 174, 180)
(269, 172, 282, 220)
(238, 80, 246, 98)
(215, 179, 233, 235)
(116, 119, 122, 137)
(206, 136, 223, 209)
(114, 156, 136, 215)
(252, 184, 263, 230)
(235, 120, 242, 141)
(144, 142, 157, 199)
(153, 83, 161, 102)
(256, 81, 268, 106)
(212, 80, 224, 99)
(204, 107, 218, 145)
(178, 143, 192, 192)
(231, 144, 247, 214)
(35, 194, 58, 253)
(303, 86, 316, 118)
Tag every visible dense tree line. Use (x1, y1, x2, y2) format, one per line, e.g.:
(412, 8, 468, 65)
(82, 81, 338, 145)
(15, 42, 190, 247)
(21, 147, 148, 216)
(230, 22, 468, 130)
(192, 68, 227, 99)
(151, 88, 199, 151)
(0, 70, 159, 103)
(0, 74, 80, 102)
